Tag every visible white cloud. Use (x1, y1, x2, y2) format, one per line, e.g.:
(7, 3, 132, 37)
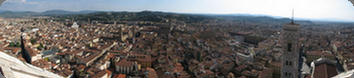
(6, 0, 25, 3)
(5, 0, 39, 4)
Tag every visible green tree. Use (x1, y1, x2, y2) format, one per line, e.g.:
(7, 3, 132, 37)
(30, 39, 37, 44)
(9, 42, 21, 47)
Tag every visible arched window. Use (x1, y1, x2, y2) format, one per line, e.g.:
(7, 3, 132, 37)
(287, 43, 292, 52)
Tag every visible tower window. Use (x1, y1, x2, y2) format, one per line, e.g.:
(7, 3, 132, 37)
(285, 61, 292, 66)
(287, 43, 292, 52)
(285, 61, 288, 65)
(284, 72, 292, 77)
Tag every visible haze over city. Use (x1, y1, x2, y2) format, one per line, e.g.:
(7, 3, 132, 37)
(1, 0, 354, 22)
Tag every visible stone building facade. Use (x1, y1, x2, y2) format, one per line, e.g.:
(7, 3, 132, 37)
(281, 22, 300, 78)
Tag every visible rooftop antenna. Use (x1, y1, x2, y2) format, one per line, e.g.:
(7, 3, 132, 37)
(291, 9, 294, 24)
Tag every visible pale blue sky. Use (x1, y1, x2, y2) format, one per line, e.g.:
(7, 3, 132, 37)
(1, 0, 354, 22)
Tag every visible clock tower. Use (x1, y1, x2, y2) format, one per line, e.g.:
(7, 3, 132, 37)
(281, 11, 300, 78)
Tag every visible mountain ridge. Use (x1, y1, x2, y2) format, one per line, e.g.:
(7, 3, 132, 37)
(0, 10, 352, 23)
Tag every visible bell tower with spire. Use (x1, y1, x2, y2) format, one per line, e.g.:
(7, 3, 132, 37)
(280, 10, 300, 78)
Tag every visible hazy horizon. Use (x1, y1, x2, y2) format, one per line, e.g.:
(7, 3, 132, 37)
(0, 0, 354, 22)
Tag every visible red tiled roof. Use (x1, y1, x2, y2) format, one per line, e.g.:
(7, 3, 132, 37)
(31, 59, 51, 69)
(115, 74, 126, 78)
(305, 75, 311, 78)
(3, 47, 21, 53)
(307, 51, 334, 57)
(77, 65, 86, 70)
(115, 59, 135, 67)
(91, 70, 111, 78)
(61, 69, 73, 77)
(313, 64, 338, 78)
(146, 68, 158, 78)
(258, 68, 273, 78)
(25, 47, 39, 57)
(173, 63, 184, 73)
(128, 54, 152, 63)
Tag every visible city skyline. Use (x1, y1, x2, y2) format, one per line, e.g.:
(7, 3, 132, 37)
(0, 0, 353, 78)
(0, 0, 354, 22)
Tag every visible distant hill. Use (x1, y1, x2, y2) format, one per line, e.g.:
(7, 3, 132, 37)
(0, 11, 40, 17)
(0, 10, 99, 17)
(51, 11, 313, 25)
(42, 10, 98, 15)
(1, 10, 348, 23)
(54, 11, 220, 23)
(42, 10, 75, 15)
(0, 9, 352, 23)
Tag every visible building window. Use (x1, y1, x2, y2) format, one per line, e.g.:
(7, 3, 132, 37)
(284, 72, 292, 77)
(285, 61, 292, 66)
(285, 61, 288, 65)
(285, 72, 288, 76)
(287, 43, 292, 52)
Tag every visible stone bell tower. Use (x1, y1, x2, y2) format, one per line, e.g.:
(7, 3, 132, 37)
(281, 10, 300, 78)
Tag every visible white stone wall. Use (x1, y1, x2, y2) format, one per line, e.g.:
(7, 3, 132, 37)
(0, 52, 63, 78)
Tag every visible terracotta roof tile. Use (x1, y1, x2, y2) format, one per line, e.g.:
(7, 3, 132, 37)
(313, 63, 338, 78)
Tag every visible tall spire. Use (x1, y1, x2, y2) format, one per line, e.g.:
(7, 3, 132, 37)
(291, 9, 294, 24)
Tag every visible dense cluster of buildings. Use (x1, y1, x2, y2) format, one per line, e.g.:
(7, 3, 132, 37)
(0, 13, 352, 78)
